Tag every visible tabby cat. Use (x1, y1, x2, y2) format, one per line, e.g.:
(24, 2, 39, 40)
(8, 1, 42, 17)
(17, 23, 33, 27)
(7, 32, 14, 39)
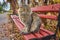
(18, 0, 41, 35)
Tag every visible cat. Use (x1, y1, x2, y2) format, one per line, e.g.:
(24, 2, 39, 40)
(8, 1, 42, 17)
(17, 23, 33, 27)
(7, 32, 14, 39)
(18, 1, 41, 35)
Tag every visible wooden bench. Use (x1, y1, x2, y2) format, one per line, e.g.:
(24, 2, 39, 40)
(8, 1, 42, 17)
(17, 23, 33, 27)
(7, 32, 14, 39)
(10, 4, 60, 40)
(11, 15, 56, 40)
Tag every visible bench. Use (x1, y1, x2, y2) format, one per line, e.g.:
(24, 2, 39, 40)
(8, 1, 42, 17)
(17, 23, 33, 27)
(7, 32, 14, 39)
(10, 4, 60, 40)
(11, 15, 56, 40)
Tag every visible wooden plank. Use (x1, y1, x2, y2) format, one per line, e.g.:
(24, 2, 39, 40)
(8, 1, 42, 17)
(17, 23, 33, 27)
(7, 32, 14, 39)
(31, 4, 60, 12)
(38, 14, 57, 20)
(40, 28, 54, 35)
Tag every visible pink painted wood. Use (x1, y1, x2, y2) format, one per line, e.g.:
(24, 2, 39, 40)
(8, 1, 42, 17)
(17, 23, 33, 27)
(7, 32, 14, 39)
(31, 4, 60, 12)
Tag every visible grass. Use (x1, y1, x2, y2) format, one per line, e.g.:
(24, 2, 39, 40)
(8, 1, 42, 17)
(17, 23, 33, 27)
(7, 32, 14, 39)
(0, 11, 4, 14)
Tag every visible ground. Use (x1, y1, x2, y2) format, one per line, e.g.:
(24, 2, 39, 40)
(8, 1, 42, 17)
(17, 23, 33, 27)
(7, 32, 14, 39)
(0, 12, 24, 40)
(0, 12, 8, 24)
(0, 12, 11, 40)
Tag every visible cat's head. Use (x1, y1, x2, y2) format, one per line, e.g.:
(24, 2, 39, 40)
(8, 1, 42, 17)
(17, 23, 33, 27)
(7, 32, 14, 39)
(19, 4, 32, 14)
(18, 0, 32, 15)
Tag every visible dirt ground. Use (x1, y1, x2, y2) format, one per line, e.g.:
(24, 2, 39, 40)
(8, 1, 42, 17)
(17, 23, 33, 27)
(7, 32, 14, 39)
(0, 12, 23, 40)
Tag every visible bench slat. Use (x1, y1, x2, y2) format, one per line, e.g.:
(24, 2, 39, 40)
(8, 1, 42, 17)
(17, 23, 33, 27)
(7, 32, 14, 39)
(24, 34, 37, 40)
(40, 28, 54, 35)
(40, 30, 49, 37)
(13, 19, 23, 30)
(31, 4, 60, 12)
(33, 32, 43, 38)
(38, 14, 57, 20)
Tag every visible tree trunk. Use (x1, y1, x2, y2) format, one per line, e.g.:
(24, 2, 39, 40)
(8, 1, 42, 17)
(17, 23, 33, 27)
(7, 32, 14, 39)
(7, 0, 19, 14)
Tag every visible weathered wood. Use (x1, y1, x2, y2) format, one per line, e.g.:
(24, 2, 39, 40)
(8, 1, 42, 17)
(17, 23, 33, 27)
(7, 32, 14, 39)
(31, 4, 60, 12)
